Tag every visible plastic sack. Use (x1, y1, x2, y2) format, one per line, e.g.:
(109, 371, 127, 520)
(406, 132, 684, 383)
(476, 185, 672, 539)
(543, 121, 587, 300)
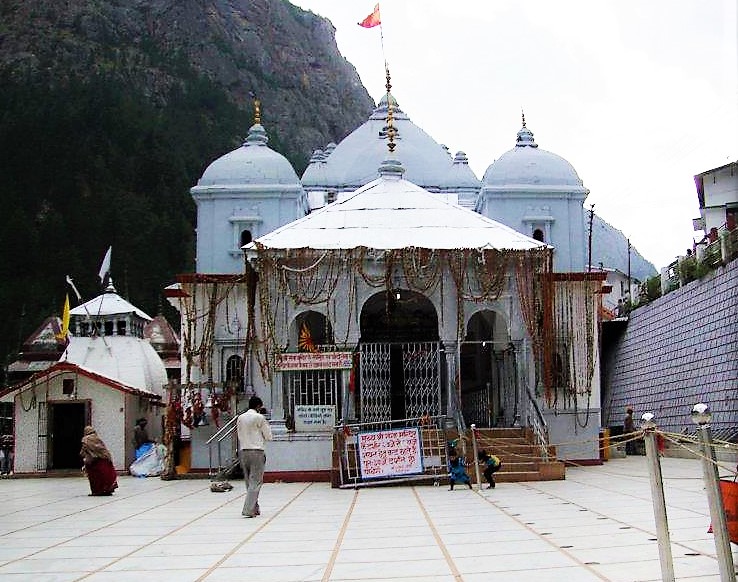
(134, 442, 154, 460)
(130, 443, 166, 477)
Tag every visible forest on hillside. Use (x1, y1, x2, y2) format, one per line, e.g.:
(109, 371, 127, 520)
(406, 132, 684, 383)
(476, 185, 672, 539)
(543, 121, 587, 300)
(0, 70, 255, 379)
(0, 0, 374, 384)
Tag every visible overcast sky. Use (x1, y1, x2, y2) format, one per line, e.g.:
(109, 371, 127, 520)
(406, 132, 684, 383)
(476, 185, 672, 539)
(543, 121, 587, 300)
(290, 0, 738, 269)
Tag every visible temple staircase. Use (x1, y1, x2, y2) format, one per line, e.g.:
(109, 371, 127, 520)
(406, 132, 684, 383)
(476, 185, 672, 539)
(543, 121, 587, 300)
(451, 427, 565, 483)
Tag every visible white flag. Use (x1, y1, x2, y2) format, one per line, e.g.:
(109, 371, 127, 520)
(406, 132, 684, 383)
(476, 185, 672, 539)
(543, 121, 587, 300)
(98, 246, 112, 284)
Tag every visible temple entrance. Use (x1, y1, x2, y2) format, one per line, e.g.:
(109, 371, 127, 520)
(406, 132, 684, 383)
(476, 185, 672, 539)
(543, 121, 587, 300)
(49, 401, 88, 469)
(358, 291, 441, 422)
(459, 310, 518, 427)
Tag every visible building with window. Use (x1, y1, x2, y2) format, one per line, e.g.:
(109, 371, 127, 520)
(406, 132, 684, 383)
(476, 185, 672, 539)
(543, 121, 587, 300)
(167, 94, 607, 480)
(0, 283, 167, 474)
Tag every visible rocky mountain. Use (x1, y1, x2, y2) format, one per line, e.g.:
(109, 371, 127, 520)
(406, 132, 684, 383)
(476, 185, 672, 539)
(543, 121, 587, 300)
(0, 0, 374, 383)
(592, 216, 657, 282)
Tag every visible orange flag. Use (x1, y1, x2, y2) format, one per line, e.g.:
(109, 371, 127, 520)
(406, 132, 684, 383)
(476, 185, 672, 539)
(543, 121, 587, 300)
(358, 4, 381, 28)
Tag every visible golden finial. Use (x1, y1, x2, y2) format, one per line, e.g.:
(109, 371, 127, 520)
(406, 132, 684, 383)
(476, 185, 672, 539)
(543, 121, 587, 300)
(521, 108, 526, 128)
(250, 91, 261, 125)
(385, 64, 396, 153)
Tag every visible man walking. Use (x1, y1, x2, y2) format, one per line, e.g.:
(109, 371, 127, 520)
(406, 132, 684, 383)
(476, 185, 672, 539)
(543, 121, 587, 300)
(237, 396, 272, 518)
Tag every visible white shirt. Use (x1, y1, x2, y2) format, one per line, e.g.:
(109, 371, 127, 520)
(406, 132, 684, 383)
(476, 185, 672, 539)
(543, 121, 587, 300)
(236, 409, 273, 450)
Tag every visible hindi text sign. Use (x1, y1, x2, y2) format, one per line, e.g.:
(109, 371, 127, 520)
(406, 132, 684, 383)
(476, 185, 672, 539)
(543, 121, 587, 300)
(357, 428, 423, 479)
(294, 405, 335, 432)
(277, 352, 353, 371)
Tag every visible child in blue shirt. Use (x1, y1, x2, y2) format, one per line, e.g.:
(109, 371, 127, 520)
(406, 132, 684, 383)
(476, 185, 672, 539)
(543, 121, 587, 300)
(448, 449, 473, 490)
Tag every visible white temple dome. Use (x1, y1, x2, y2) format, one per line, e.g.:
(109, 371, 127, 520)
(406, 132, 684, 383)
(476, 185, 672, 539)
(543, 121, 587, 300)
(196, 124, 301, 187)
(483, 123, 585, 189)
(302, 95, 479, 191)
(63, 337, 168, 398)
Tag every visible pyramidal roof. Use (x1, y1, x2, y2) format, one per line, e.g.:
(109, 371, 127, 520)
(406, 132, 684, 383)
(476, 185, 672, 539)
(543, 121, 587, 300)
(69, 284, 152, 320)
(249, 158, 547, 252)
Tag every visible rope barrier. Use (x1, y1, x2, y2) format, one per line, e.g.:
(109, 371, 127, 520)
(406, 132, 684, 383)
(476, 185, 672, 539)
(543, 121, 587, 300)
(468, 427, 738, 477)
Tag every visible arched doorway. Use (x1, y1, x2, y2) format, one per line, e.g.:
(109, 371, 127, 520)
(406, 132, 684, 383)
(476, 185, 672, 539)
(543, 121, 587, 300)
(358, 291, 441, 422)
(460, 310, 517, 427)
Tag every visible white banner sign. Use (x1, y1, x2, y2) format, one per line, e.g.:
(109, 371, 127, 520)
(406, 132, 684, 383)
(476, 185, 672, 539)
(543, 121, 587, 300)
(294, 405, 336, 432)
(357, 427, 423, 479)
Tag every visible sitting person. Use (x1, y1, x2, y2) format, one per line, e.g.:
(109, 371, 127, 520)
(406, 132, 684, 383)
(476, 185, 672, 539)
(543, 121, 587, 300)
(133, 418, 153, 459)
(477, 449, 502, 489)
(80, 426, 118, 496)
(448, 449, 473, 491)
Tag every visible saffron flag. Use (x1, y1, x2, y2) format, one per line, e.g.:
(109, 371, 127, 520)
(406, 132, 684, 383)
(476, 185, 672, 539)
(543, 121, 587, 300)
(55, 294, 70, 341)
(98, 246, 112, 284)
(358, 3, 381, 28)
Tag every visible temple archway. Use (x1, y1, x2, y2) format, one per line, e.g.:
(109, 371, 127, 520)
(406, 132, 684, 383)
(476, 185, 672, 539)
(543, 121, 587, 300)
(359, 290, 438, 343)
(460, 309, 517, 427)
(358, 291, 441, 422)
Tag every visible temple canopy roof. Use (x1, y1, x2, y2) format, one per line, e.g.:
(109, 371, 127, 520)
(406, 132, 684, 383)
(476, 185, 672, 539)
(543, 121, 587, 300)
(247, 158, 547, 252)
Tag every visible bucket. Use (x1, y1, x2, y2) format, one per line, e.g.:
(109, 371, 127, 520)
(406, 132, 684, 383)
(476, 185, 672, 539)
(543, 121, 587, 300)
(708, 479, 738, 544)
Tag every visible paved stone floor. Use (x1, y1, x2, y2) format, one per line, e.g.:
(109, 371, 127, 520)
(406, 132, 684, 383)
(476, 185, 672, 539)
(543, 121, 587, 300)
(0, 456, 737, 581)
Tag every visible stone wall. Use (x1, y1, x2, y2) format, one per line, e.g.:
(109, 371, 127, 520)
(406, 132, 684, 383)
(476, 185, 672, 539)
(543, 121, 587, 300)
(603, 259, 738, 435)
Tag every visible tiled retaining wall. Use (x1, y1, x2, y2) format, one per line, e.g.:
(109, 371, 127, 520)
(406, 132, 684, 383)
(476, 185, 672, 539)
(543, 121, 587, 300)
(603, 259, 737, 434)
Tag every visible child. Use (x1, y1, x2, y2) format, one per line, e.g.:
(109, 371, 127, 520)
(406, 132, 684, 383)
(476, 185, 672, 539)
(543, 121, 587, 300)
(478, 449, 502, 489)
(448, 449, 473, 490)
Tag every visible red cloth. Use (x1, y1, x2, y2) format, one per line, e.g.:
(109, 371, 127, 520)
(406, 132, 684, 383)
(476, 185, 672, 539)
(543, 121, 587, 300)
(358, 4, 381, 28)
(86, 458, 118, 496)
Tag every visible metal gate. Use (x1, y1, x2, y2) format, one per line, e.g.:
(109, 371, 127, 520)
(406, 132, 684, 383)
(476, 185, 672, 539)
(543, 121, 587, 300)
(359, 342, 441, 423)
(460, 345, 518, 428)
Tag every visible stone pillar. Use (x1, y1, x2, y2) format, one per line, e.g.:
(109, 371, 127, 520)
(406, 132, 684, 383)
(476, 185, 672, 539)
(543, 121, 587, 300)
(719, 229, 730, 264)
(442, 340, 458, 423)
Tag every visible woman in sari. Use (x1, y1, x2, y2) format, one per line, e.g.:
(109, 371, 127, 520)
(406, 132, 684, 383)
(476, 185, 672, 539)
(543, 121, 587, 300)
(80, 426, 118, 496)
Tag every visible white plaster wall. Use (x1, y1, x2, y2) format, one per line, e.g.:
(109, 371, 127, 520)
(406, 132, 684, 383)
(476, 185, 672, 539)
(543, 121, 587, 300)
(267, 434, 332, 472)
(545, 410, 600, 461)
(12, 375, 153, 473)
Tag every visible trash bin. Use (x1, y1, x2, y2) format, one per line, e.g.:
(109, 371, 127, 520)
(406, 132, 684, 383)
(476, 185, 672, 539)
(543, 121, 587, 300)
(720, 479, 738, 544)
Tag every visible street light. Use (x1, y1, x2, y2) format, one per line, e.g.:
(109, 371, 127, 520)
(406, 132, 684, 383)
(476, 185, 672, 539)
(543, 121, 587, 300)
(640, 411, 674, 581)
(691, 402, 711, 425)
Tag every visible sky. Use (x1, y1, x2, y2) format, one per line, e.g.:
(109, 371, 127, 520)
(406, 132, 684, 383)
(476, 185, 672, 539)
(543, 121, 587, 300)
(290, 0, 738, 269)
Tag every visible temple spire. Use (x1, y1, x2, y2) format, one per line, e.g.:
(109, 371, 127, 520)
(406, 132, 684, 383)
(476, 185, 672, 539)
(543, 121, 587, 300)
(250, 92, 261, 126)
(385, 64, 397, 154)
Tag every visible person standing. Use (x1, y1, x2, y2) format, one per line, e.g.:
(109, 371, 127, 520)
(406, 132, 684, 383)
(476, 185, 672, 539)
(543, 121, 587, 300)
(237, 396, 272, 518)
(80, 426, 118, 496)
(623, 407, 636, 455)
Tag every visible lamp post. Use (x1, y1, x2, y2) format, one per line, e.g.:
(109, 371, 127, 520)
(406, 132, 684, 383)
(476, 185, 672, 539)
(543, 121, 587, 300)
(691, 403, 735, 581)
(641, 412, 675, 582)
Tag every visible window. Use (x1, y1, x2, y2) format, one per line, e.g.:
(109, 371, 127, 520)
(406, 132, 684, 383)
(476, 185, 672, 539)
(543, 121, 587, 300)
(104, 321, 114, 336)
(62, 379, 75, 395)
(225, 355, 244, 391)
(240, 230, 252, 247)
(117, 321, 127, 336)
(533, 229, 545, 242)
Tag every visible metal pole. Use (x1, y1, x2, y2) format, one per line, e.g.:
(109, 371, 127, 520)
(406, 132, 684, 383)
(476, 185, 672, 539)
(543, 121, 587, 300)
(642, 414, 675, 582)
(470, 424, 482, 490)
(697, 423, 735, 581)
